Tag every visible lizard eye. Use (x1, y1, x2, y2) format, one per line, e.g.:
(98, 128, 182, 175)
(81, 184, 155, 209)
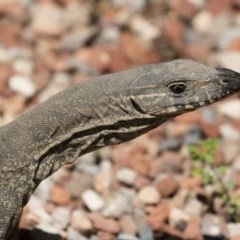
(168, 82, 187, 95)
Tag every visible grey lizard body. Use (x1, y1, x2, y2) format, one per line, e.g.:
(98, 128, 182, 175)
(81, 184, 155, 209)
(0, 59, 240, 239)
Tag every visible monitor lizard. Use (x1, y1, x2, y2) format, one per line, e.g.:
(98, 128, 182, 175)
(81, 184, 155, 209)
(0, 59, 240, 240)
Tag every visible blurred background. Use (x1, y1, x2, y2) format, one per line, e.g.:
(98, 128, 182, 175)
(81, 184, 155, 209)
(1, 0, 240, 239)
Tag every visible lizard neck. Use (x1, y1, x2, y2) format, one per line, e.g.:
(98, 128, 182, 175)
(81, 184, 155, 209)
(0, 66, 165, 186)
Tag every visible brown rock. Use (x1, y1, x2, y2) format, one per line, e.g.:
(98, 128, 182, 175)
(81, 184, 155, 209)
(164, 123, 189, 138)
(0, 63, 13, 95)
(207, 0, 231, 14)
(156, 174, 179, 197)
(162, 223, 184, 239)
(170, 0, 197, 20)
(0, 2, 25, 21)
(227, 39, 240, 51)
(74, 46, 111, 73)
(107, 46, 131, 72)
(44, 52, 71, 72)
(149, 159, 163, 178)
(0, 22, 22, 46)
(120, 214, 138, 235)
(147, 203, 170, 230)
(231, 236, 240, 240)
(159, 151, 185, 173)
(127, 154, 150, 176)
(50, 185, 71, 205)
(182, 44, 209, 63)
(89, 213, 121, 234)
(120, 32, 160, 65)
(98, 231, 115, 240)
(175, 111, 201, 124)
(184, 217, 203, 240)
(162, 20, 185, 48)
(200, 122, 220, 138)
(134, 176, 151, 190)
(181, 176, 203, 190)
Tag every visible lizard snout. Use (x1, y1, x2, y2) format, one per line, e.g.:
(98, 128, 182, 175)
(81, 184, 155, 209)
(216, 67, 240, 81)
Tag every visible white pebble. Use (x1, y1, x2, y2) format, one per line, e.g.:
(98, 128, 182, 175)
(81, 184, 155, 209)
(82, 189, 105, 211)
(9, 75, 36, 97)
(13, 59, 34, 75)
(52, 207, 71, 229)
(138, 186, 161, 204)
(116, 167, 137, 186)
(192, 11, 213, 34)
(220, 123, 240, 140)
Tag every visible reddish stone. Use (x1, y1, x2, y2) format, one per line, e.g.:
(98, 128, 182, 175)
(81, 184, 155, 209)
(231, 236, 240, 240)
(159, 151, 185, 172)
(156, 175, 179, 197)
(147, 203, 170, 230)
(227, 39, 240, 51)
(170, 0, 197, 19)
(74, 46, 111, 73)
(200, 122, 220, 138)
(181, 176, 203, 190)
(89, 213, 121, 234)
(50, 185, 72, 205)
(214, 148, 225, 166)
(0, 63, 13, 95)
(181, 44, 209, 62)
(44, 52, 71, 72)
(162, 20, 185, 48)
(207, 0, 232, 14)
(98, 232, 115, 240)
(162, 223, 184, 239)
(120, 32, 160, 65)
(236, 172, 240, 188)
(149, 159, 163, 178)
(134, 176, 151, 190)
(184, 217, 203, 240)
(0, 2, 25, 21)
(127, 154, 150, 176)
(0, 22, 22, 46)
(107, 46, 131, 72)
(3, 95, 26, 115)
(175, 110, 201, 124)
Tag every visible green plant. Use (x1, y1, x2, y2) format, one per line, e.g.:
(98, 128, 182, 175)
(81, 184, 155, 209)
(188, 138, 240, 221)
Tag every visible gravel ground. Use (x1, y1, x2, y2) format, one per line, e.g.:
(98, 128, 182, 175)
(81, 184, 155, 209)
(1, 0, 240, 239)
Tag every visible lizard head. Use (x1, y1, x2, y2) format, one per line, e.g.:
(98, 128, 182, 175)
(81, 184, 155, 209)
(130, 59, 240, 117)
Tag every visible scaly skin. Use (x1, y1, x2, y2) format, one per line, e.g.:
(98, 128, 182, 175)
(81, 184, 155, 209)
(0, 59, 240, 239)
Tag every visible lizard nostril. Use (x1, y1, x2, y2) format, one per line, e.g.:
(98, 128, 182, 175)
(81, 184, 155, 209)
(220, 79, 228, 85)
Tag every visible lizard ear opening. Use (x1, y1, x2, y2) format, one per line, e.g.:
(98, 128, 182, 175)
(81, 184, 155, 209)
(168, 82, 187, 96)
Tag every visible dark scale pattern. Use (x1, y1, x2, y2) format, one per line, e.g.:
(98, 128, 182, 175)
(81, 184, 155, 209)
(1, 59, 240, 239)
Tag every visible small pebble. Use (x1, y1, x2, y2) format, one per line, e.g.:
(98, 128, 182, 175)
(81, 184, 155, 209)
(138, 186, 161, 205)
(9, 75, 36, 97)
(52, 207, 71, 229)
(117, 233, 140, 240)
(227, 223, 240, 237)
(71, 209, 93, 233)
(13, 59, 34, 75)
(67, 227, 88, 240)
(82, 189, 105, 211)
(116, 167, 137, 186)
